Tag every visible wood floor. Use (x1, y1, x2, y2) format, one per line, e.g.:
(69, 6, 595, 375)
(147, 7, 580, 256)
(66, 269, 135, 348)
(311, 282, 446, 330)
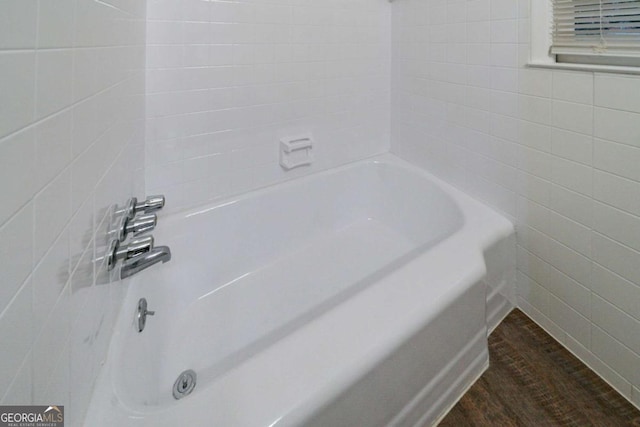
(438, 309, 640, 427)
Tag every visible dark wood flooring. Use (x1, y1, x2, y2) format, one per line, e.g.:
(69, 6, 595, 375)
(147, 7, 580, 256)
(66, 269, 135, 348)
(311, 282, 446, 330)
(438, 309, 640, 427)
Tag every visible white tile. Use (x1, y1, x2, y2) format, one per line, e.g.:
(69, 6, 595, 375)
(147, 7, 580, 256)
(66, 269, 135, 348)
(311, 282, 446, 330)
(546, 265, 591, 318)
(517, 270, 549, 315)
(552, 100, 593, 135)
(593, 201, 640, 253)
(0, 205, 33, 316)
(552, 71, 593, 105)
(491, 19, 518, 44)
(546, 236, 592, 288)
(591, 326, 640, 387)
(518, 120, 551, 152)
(594, 107, 640, 148)
(552, 157, 592, 196)
(0, 52, 36, 138)
(593, 170, 640, 217)
(35, 50, 73, 119)
(517, 171, 551, 207)
(551, 128, 592, 165)
(548, 294, 590, 348)
(0, 129, 36, 225)
(35, 111, 73, 192)
(550, 184, 593, 228)
(0, 279, 33, 395)
(517, 245, 549, 286)
(547, 210, 591, 257)
(594, 138, 640, 182)
(593, 232, 640, 286)
(592, 294, 640, 354)
(34, 167, 71, 264)
(37, 0, 75, 48)
(519, 95, 551, 125)
(519, 68, 552, 97)
(595, 74, 640, 113)
(592, 264, 640, 321)
(0, 0, 37, 49)
(32, 230, 70, 331)
(491, 0, 518, 20)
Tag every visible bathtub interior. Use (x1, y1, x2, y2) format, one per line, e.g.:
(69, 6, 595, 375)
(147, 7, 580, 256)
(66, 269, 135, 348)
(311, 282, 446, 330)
(112, 160, 466, 408)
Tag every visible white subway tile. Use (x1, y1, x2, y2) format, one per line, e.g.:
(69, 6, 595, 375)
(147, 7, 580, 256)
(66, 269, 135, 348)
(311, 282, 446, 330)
(551, 128, 592, 166)
(592, 326, 640, 387)
(0, 129, 37, 225)
(592, 294, 640, 354)
(34, 169, 71, 263)
(548, 294, 590, 348)
(519, 68, 552, 97)
(594, 138, 640, 183)
(0, 279, 33, 395)
(594, 107, 640, 148)
(593, 170, 640, 217)
(35, 111, 73, 192)
(518, 120, 551, 152)
(547, 210, 591, 257)
(37, 0, 75, 48)
(550, 184, 593, 227)
(595, 74, 640, 114)
(0, 205, 33, 316)
(552, 71, 593, 105)
(35, 50, 73, 119)
(0, 52, 36, 138)
(32, 230, 69, 331)
(593, 232, 640, 286)
(0, 1, 37, 49)
(552, 100, 593, 135)
(517, 270, 549, 315)
(593, 201, 640, 253)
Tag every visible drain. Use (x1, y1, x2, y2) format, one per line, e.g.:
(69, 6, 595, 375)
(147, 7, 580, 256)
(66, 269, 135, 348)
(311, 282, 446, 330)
(173, 369, 197, 400)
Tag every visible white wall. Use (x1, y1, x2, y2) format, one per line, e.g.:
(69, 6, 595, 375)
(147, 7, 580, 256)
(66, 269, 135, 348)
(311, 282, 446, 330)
(0, 0, 146, 424)
(145, 0, 391, 212)
(392, 0, 640, 407)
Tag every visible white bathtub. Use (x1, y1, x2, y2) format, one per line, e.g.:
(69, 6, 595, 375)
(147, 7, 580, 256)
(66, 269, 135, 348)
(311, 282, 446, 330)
(86, 154, 515, 427)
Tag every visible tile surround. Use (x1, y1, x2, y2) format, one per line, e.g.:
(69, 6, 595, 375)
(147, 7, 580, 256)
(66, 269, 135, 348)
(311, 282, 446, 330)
(145, 0, 392, 212)
(0, 0, 146, 425)
(392, 0, 640, 406)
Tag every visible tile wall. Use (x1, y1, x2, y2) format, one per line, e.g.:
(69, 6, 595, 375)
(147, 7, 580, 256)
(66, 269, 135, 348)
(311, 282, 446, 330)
(392, 0, 640, 406)
(0, 0, 146, 424)
(145, 0, 391, 212)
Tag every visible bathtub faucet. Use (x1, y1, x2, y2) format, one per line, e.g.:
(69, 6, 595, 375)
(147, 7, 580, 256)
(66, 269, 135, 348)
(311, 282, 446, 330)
(120, 245, 172, 279)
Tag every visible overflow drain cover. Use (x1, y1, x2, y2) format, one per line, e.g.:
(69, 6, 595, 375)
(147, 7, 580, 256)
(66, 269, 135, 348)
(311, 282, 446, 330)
(173, 369, 196, 400)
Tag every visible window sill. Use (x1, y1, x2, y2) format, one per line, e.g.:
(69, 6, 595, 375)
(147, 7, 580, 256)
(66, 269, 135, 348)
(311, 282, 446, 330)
(527, 61, 640, 76)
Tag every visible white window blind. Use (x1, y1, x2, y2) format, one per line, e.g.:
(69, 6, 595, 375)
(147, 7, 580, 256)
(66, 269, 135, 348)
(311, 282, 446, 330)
(551, 0, 640, 57)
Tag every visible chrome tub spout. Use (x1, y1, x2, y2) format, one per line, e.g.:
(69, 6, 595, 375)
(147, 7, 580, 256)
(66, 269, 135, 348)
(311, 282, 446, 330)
(121, 246, 171, 279)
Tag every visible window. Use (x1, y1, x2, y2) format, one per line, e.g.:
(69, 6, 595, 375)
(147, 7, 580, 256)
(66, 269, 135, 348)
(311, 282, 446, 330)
(530, 0, 640, 72)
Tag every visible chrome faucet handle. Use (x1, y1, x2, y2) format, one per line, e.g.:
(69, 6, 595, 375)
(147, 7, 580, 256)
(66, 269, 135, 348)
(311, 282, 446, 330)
(126, 213, 157, 237)
(113, 213, 157, 241)
(115, 195, 164, 222)
(134, 195, 165, 215)
(107, 236, 154, 271)
(115, 197, 137, 221)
